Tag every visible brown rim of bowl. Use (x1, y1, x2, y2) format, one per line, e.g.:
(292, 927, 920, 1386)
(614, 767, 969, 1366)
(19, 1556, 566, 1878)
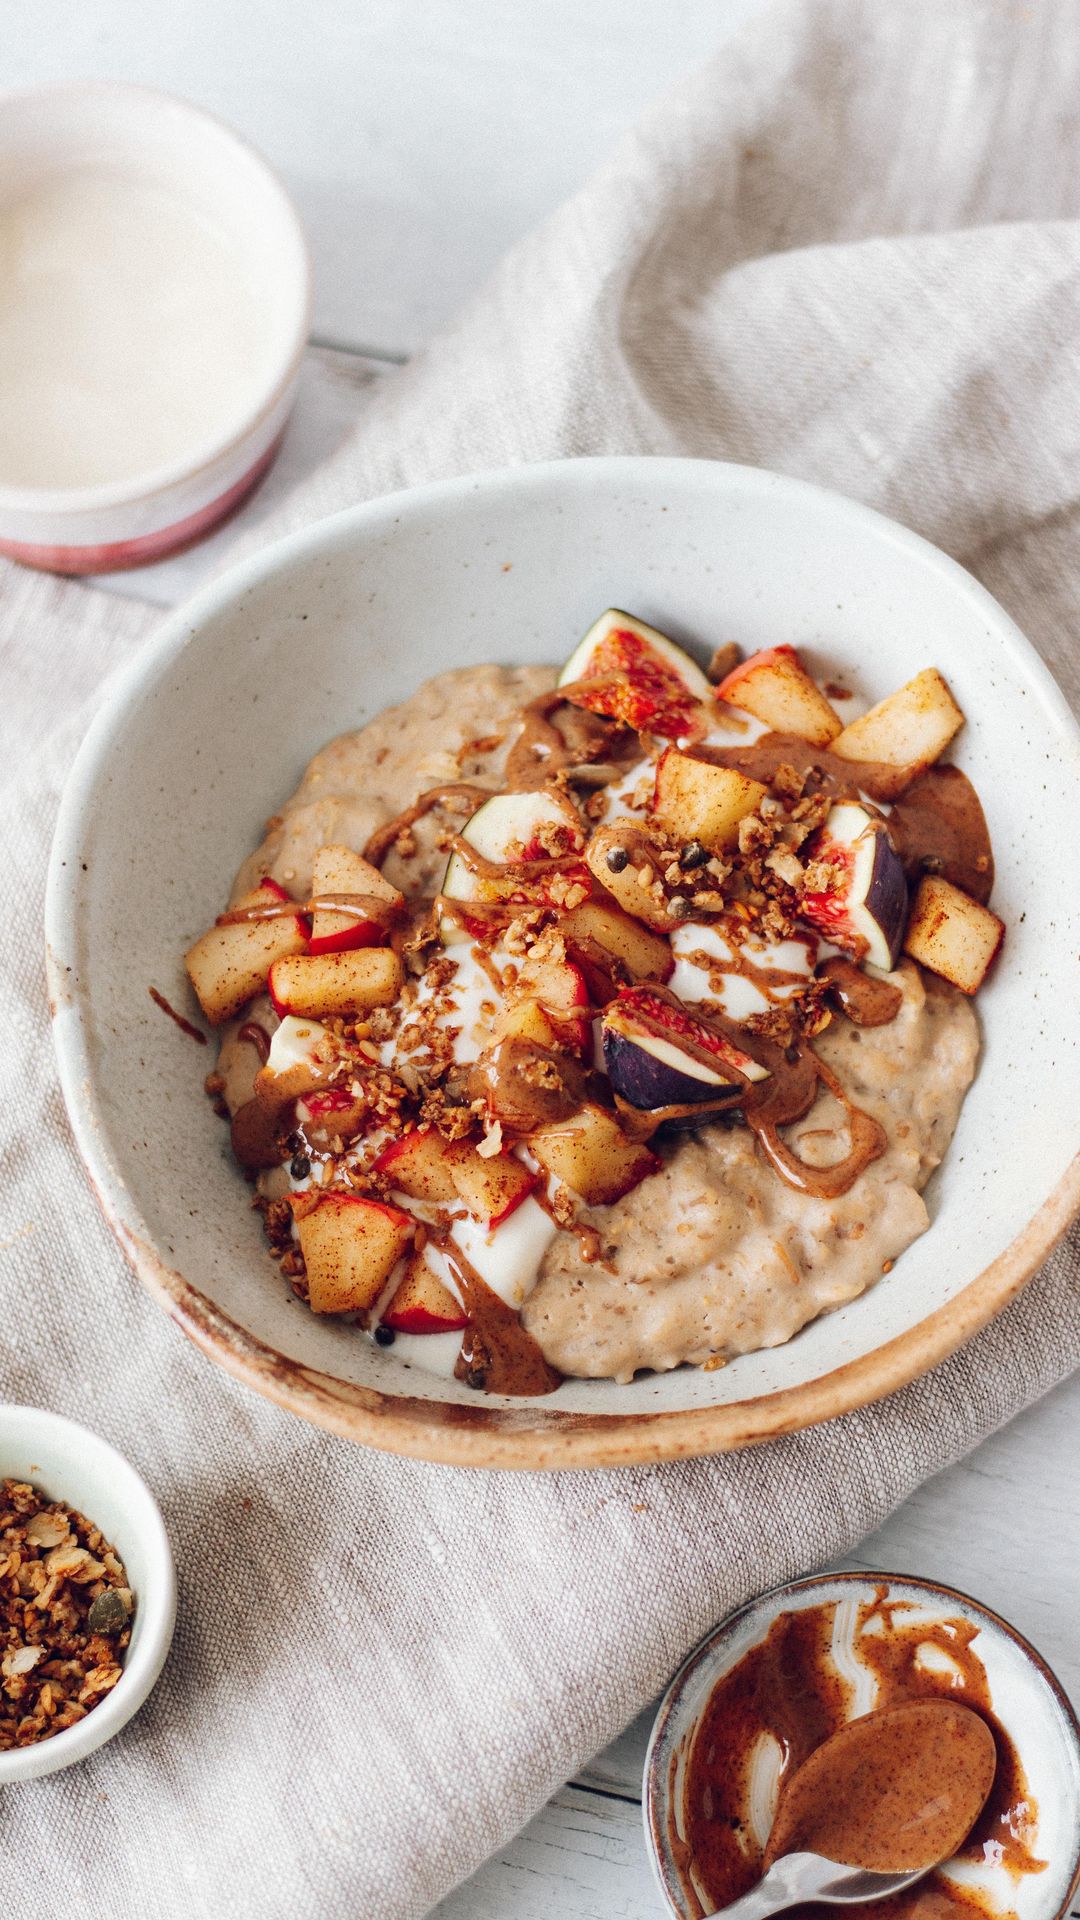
(642, 1569, 1080, 1920)
(83, 1137, 1079, 1472)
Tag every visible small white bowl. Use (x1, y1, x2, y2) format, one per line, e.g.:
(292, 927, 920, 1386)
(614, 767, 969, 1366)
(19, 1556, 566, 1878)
(644, 1571, 1080, 1920)
(0, 82, 311, 574)
(0, 1405, 176, 1782)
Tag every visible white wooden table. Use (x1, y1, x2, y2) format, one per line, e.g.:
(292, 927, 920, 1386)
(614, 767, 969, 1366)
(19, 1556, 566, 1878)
(7, 6, 1078, 1914)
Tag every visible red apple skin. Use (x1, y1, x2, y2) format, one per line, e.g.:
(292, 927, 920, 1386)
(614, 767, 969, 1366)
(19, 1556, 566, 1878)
(302, 1089, 356, 1118)
(714, 644, 799, 702)
(488, 1169, 540, 1230)
(307, 917, 382, 956)
(383, 1302, 469, 1335)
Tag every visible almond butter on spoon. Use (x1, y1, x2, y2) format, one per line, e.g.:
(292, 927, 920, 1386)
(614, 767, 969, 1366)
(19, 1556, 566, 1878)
(703, 1699, 996, 1920)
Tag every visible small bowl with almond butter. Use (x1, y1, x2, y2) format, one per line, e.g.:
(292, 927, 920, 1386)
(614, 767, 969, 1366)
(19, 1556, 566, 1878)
(0, 1405, 175, 1782)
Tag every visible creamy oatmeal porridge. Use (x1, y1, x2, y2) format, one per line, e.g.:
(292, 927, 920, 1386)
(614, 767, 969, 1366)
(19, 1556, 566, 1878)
(183, 613, 1003, 1395)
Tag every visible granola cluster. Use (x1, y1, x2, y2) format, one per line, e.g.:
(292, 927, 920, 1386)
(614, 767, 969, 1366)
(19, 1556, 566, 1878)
(1, 1479, 134, 1750)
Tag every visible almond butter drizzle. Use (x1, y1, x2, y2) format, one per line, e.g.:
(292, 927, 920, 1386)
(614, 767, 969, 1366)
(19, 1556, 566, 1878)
(363, 782, 493, 868)
(431, 1229, 562, 1396)
(217, 891, 403, 928)
(708, 731, 919, 803)
(748, 1051, 888, 1199)
(236, 1020, 272, 1063)
(148, 985, 207, 1044)
(444, 835, 585, 884)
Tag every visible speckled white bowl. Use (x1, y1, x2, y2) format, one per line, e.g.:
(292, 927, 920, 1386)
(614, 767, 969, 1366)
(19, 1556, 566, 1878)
(0, 1406, 176, 1782)
(644, 1572, 1080, 1920)
(44, 458, 1080, 1468)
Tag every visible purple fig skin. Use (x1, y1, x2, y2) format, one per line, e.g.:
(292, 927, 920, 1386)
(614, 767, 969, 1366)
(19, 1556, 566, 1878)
(601, 1020, 742, 1122)
(801, 802, 908, 971)
(865, 829, 908, 968)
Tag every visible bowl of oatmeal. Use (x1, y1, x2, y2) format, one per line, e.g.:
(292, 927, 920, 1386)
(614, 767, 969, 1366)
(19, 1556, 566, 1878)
(45, 459, 1080, 1467)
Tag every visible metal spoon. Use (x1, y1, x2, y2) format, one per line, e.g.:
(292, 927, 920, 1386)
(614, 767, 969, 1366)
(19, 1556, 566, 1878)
(702, 1846, 948, 1920)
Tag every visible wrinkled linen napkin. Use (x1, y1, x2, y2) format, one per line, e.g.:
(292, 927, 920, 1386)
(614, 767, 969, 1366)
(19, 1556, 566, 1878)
(3, 2, 1080, 1914)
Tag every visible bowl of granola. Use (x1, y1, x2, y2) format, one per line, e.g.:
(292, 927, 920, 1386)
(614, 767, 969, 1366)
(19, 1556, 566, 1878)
(45, 458, 1080, 1467)
(0, 1405, 175, 1780)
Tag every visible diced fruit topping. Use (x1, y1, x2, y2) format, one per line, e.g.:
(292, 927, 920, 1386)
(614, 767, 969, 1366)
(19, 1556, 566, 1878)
(560, 898, 674, 992)
(185, 881, 308, 1025)
(372, 1126, 459, 1201)
(268, 948, 403, 1018)
(448, 1144, 538, 1227)
(602, 983, 768, 1112)
(309, 844, 404, 954)
(557, 609, 710, 738)
(715, 645, 842, 746)
(902, 875, 1004, 995)
(441, 789, 586, 910)
(491, 998, 561, 1049)
(583, 826, 681, 931)
(602, 1007, 743, 1120)
(295, 1192, 414, 1316)
(265, 1014, 330, 1078)
(799, 802, 908, 971)
(382, 1254, 468, 1335)
(830, 669, 963, 771)
(528, 1102, 661, 1205)
(511, 943, 590, 1052)
(652, 748, 767, 853)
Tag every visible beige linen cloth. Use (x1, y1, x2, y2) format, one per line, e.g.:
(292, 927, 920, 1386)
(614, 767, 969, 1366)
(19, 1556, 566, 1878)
(2, 3, 1079, 1914)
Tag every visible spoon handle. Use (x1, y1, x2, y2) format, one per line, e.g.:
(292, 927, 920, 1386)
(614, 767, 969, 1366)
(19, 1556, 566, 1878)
(700, 1852, 840, 1920)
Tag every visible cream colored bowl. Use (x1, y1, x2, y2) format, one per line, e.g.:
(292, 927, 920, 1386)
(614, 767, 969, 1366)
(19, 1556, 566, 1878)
(45, 459, 1080, 1468)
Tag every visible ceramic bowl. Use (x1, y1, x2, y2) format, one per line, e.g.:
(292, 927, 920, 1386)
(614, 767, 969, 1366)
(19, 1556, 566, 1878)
(0, 1405, 176, 1782)
(643, 1571, 1080, 1920)
(45, 458, 1080, 1468)
(0, 82, 310, 574)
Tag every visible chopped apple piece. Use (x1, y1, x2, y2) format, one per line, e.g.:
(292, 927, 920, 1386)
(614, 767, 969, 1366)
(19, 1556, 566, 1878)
(583, 826, 678, 932)
(372, 1126, 459, 1201)
(513, 947, 590, 1051)
(448, 1144, 538, 1226)
(185, 880, 308, 1025)
(831, 669, 963, 770)
(382, 1254, 467, 1334)
(268, 948, 402, 1018)
(557, 609, 710, 738)
(715, 644, 841, 745)
(309, 844, 404, 954)
(296, 1192, 414, 1316)
(903, 875, 1003, 994)
(560, 898, 674, 987)
(492, 998, 561, 1049)
(529, 1102, 661, 1205)
(652, 748, 767, 853)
